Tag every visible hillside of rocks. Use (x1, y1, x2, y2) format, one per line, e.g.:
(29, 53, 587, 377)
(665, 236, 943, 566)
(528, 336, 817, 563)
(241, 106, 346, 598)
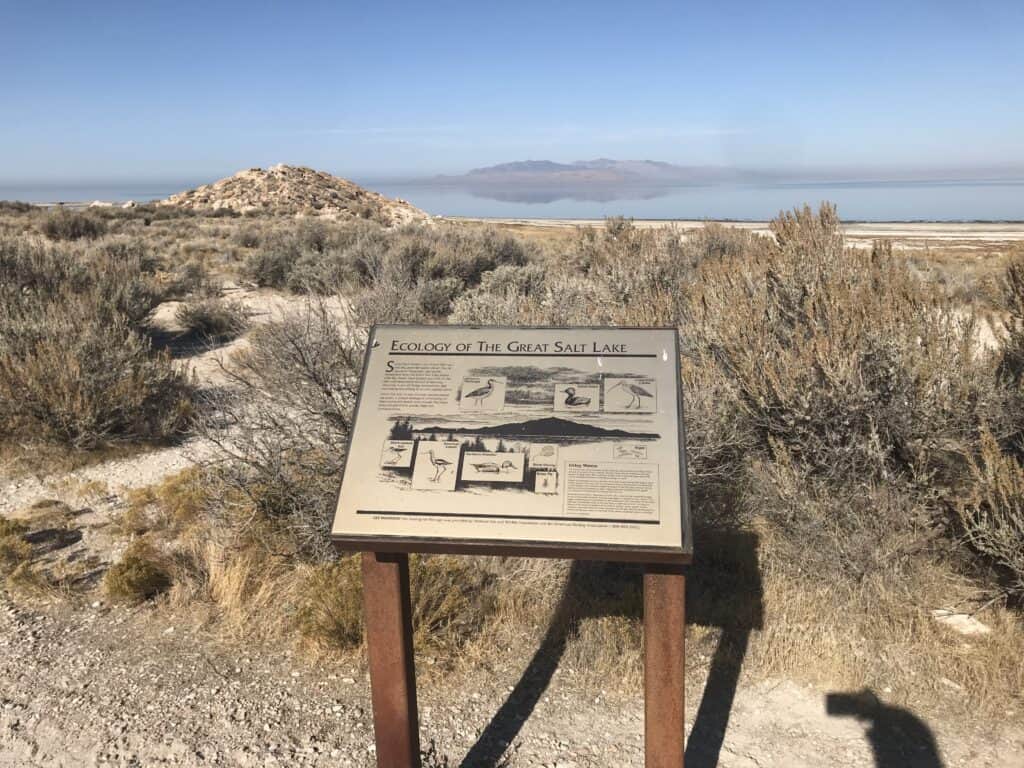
(162, 164, 428, 225)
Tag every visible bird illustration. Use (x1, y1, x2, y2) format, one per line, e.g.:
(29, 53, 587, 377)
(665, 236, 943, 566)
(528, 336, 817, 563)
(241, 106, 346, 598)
(500, 460, 517, 472)
(384, 444, 408, 465)
(463, 379, 498, 408)
(616, 445, 645, 459)
(609, 381, 654, 409)
(426, 450, 452, 482)
(470, 461, 501, 473)
(561, 387, 591, 407)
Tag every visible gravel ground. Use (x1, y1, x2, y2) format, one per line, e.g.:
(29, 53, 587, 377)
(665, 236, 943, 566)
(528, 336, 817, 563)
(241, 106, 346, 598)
(1, 593, 1021, 768)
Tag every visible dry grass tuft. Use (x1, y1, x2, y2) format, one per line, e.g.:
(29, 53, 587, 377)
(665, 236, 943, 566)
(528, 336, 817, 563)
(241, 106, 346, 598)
(104, 539, 172, 603)
(0, 516, 31, 575)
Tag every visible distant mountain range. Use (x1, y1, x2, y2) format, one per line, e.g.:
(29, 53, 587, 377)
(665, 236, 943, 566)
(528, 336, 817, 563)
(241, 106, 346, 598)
(416, 416, 659, 440)
(440, 158, 752, 187)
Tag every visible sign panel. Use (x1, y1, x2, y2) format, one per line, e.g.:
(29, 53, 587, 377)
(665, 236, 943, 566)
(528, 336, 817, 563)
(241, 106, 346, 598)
(332, 325, 692, 562)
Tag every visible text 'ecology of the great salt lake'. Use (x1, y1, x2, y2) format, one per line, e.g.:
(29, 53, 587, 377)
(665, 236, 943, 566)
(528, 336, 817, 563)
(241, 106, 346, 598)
(332, 326, 691, 560)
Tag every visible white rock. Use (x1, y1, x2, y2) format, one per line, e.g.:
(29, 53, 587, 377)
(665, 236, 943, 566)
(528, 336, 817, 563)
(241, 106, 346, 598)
(931, 609, 991, 635)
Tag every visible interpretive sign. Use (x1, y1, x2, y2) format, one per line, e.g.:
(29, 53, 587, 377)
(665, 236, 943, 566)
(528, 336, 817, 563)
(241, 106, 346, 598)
(332, 325, 691, 563)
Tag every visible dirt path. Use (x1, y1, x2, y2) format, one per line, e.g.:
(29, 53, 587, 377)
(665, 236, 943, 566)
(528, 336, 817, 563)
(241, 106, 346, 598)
(1, 595, 1020, 767)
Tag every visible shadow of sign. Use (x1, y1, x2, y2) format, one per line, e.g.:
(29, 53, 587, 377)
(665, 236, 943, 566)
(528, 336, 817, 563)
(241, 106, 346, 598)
(684, 529, 763, 768)
(459, 559, 641, 767)
(459, 530, 764, 768)
(826, 690, 945, 767)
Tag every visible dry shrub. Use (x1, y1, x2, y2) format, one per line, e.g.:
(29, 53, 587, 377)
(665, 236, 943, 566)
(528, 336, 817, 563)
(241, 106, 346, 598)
(688, 205, 996, 486)
(40, 209, 107, 241)
(0, 236, 193, 448)
(175, 297, 249, 341)
(997, 255, 1024, 435)
(199, 298, 362, 557)
(958, 430, 1024, 598)
(104, 540, 172, 603)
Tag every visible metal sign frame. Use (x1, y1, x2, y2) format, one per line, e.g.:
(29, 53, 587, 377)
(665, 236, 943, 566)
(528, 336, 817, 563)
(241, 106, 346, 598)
(332, 324, 693, 564)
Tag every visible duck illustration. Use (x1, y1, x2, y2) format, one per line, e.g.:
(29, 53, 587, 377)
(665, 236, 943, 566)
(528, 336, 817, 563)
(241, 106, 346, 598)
(609, 381, 653, 409)
(463, 379, 498, 408)
(561, 387, 591, 407)
(470, 461, 501, 473)
(426, 449, 452, 482)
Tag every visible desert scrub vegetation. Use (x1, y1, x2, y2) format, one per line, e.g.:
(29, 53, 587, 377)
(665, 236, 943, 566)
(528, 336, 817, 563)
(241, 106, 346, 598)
(0, 235, 193, 448)
(174, 297, 249, 342)
(4, 198, 1013, 714)
(241, 219, 538, 318)
(39, 209, 107, 241)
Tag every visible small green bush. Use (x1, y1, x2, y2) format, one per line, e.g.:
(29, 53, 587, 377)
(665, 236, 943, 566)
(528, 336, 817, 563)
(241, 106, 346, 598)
(417, 277, 462, 317)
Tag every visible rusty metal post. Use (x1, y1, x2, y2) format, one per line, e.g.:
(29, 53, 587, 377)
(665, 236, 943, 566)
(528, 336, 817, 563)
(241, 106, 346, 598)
(644, 565, 686, 768)
(362, 551, 421, 768)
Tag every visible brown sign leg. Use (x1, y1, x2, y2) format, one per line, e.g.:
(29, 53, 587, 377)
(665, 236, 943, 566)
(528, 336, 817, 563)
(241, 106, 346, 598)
(644, 565, 686, 768)
(362, 551, 421, 768)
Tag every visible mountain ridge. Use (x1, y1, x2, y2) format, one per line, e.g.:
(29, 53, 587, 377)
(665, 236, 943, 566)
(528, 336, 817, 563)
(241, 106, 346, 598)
(416, 415, 659, 439)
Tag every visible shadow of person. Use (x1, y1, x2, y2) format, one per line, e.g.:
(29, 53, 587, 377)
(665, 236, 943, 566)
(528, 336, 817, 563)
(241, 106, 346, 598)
(684, 529, 763, 768)
(827, 689, 945, 768)
(459, 560, 641, 768)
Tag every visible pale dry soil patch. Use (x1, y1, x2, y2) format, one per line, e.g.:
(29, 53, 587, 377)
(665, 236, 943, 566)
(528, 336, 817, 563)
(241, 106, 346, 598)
(1, 594, 1022, 767)
(0, 285, 311, 518)
(455, 218, 1024, 244)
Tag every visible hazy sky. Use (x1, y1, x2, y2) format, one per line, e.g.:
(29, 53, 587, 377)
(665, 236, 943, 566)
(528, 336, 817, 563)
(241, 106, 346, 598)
(2, 0, 1022, 182)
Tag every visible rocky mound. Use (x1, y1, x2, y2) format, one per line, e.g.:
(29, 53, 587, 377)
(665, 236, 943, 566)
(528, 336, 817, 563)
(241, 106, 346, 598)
(162, 164, 428, 225)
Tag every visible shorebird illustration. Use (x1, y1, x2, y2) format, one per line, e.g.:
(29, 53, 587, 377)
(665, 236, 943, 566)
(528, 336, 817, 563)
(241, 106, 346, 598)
(384, 444, 408, 465)
(463, 379, 498, 408)
(609, 381, 653, 409)
(426, 449, 452, 482)
(561, 387, 591, 407)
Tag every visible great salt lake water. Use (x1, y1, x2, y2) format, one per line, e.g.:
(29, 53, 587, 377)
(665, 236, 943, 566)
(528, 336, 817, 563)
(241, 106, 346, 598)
(2, 178, 1021, 222)
(370, 179, 1024, 222)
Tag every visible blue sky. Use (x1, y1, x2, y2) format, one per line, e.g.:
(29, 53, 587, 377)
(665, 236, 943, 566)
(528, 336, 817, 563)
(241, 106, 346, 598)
(1, 0, 1022, 182)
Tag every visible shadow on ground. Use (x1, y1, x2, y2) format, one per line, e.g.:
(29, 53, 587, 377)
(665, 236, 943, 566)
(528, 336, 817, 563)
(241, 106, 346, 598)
(148, 326, 236, 360)
(459, 529, 764, 768)
(827, 689, 945, 768)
